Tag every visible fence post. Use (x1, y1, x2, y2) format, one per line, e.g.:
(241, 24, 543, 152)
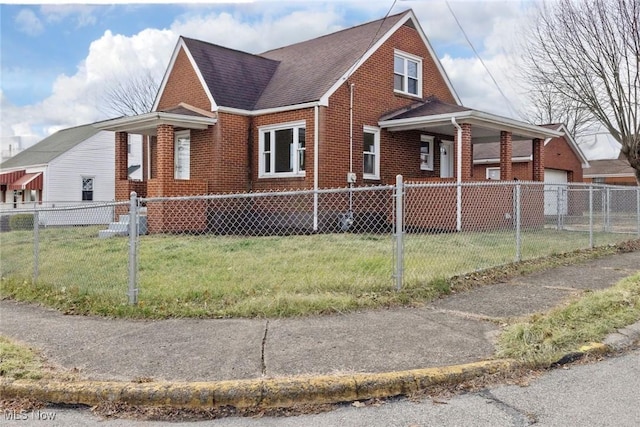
(394, 175, 404, 291)
(128, 191, 138, 305)
(589, 185, 594, 248)
(605, 186, 611, 232)
(33, 203, 39, 282)
(637, 187, 640, 237)
(515, 184, 521, 262)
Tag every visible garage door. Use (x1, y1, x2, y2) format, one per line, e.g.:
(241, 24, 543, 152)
(544, 169, 568, 215)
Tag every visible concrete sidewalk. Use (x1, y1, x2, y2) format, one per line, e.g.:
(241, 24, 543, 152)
(1, 251, 638, 385)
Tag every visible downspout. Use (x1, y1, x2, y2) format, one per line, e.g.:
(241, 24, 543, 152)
(247, 117, 254, 192)
(451, 117, 462, 232)
(146, 136, 151, 181)
(348, 83, 355, 217)
(313, 105, 319, 232)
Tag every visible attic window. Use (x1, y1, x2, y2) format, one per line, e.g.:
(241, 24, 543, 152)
(394, 50, 422, 97)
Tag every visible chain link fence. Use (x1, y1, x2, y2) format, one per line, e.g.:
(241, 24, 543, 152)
(1, 180, 638, 305)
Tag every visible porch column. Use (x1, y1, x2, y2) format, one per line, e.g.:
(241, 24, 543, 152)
(532, 137, 544, 181)
(500, 131, 513, 181)
(149, 124, 175, 197)
(458, 123, 473, 181)
(114, 132, 129, 203)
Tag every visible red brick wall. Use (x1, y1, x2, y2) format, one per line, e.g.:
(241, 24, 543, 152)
(156, 48, 211, 111)
(544, 136, 583, 182)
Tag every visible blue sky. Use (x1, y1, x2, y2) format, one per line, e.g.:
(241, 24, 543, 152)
(2, 0, 615, 159)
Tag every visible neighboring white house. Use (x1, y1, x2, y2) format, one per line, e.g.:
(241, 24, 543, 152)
(0, 124, 116, 225)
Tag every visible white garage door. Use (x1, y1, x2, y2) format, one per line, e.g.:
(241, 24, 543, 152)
(544, 169, 568, 215)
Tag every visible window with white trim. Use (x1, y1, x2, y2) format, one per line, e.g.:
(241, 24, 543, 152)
(486, 167, 501, 180)
(420, 135, 434, 171)
(363, 126, 380, 180)
(259, 121, 306, 177)
(174, 130, 190, 180)
(394, 50, 422, 96)
(82, 177, 94, 201)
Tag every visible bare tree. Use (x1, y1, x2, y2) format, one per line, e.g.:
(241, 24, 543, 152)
(521, 0, 640, 182)
(99, 70, 160, 117)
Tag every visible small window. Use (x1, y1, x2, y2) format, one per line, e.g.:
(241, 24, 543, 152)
(363, 126, 380, 180)
(259, 121, 306, 178)
(394, 50, 422, 97)
(174, 130, 190, 180)
(420, 135, 434, 171)
(486, 167, 501, 180)
(82, 177, 94, 201)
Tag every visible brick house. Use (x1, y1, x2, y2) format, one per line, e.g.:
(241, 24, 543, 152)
(96, 9, 563, 233)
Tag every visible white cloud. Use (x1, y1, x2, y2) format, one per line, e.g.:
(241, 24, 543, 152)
(40, 5, 98, 28)
(15, 8, 44, 36)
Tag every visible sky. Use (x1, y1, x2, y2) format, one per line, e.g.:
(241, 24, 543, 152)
(0, 0, 620, 159)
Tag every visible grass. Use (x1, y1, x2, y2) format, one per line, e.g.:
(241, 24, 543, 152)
(0, 224, 637, 318)
(0, 336, 44, 380)
(497, 273, 640, 366)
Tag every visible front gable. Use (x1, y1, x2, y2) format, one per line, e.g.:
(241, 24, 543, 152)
(154, 42, 214, 112)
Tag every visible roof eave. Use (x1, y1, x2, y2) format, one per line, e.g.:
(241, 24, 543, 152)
(94, 112, 217, 134)
(380, 110, 564, 140)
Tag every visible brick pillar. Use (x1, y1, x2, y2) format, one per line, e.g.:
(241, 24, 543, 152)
(114, 132, 129, 212)
(500, 131, 513, 181)
(532, 138, 544, 181)
(150, 124, 174, 197)
(458, 123, 473, 181)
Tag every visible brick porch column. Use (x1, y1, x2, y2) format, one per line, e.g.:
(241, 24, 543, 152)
(458, 123, 473, 181)
(500, 131, 513, 181)
(532, 137, 544, 181)
(149, 124, 174, 197)
(114, 132, 129, 201)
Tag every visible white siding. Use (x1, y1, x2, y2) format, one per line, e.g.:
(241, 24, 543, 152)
(46, 131, 115, 203)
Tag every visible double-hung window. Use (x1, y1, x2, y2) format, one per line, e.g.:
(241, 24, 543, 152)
(363, 126, 380, 180)
(174, 130, 190, 180)
(394, 50, 422, 97)
(259, 121, 306, 178)
(82, 177, 94, 201)
(420, 135, 434, 171)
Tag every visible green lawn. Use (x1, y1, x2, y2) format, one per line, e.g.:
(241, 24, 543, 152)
(0, 225, 635, 318)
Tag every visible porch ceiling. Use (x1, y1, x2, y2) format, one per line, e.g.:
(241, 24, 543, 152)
(94, 112, 217, 136)
(379, 110, 563, 143)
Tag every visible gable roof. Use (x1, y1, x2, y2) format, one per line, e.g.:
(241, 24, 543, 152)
(583, 157, 636, 178)
(154, 9, 461, 113)
(0, 124, 102, 170)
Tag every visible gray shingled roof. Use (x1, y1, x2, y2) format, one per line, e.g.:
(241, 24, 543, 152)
(0, 124, 101, 169)
(182, 37, 279, 111)
(584, 158, 636, 176)
(381, 96, 470, 120)
(473, 140, 534, 161)
(183, 10, 409, 111)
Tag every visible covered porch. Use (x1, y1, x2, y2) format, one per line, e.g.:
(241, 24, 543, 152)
(379, 97, 563, 183)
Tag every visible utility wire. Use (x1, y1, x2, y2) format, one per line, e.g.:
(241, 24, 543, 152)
(445, 0, 519, 117)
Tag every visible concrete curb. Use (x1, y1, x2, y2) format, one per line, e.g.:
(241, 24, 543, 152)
(1, 359, 514, 409)
(2, 336, 636, 410)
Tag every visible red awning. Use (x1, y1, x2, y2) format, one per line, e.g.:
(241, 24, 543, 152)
(9, 172, 43, 190)
(0, 170, 26, 185)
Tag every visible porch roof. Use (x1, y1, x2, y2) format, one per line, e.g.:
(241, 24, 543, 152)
(94, 103, 217, 135)
(379, 97, 563, 142)
(8, 172, 43, 190)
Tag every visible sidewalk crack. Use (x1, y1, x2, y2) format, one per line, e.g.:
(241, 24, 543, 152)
(478, 390, 537, 426)
(261, 320, 269, 376)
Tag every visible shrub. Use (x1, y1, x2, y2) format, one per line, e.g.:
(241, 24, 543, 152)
(9, 214, 34, 231)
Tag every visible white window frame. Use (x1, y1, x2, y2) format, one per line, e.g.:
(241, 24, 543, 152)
(363, 125, 380, 180)
(174, 130, 191, 180)
(393, 50, 422, 97)
(259, 121, 306, 178)
(420, 135, 434, 171)
(82, 176, 94, 201)
(486, 167, 501, 180)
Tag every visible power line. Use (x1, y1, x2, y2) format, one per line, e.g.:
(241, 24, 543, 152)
(445, 0, 519, 117)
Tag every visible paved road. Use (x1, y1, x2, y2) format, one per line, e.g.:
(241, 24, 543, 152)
(10, 347, 640, 426)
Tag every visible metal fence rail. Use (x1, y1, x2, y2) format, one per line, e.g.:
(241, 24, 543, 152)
(1, 180, 638, 305)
